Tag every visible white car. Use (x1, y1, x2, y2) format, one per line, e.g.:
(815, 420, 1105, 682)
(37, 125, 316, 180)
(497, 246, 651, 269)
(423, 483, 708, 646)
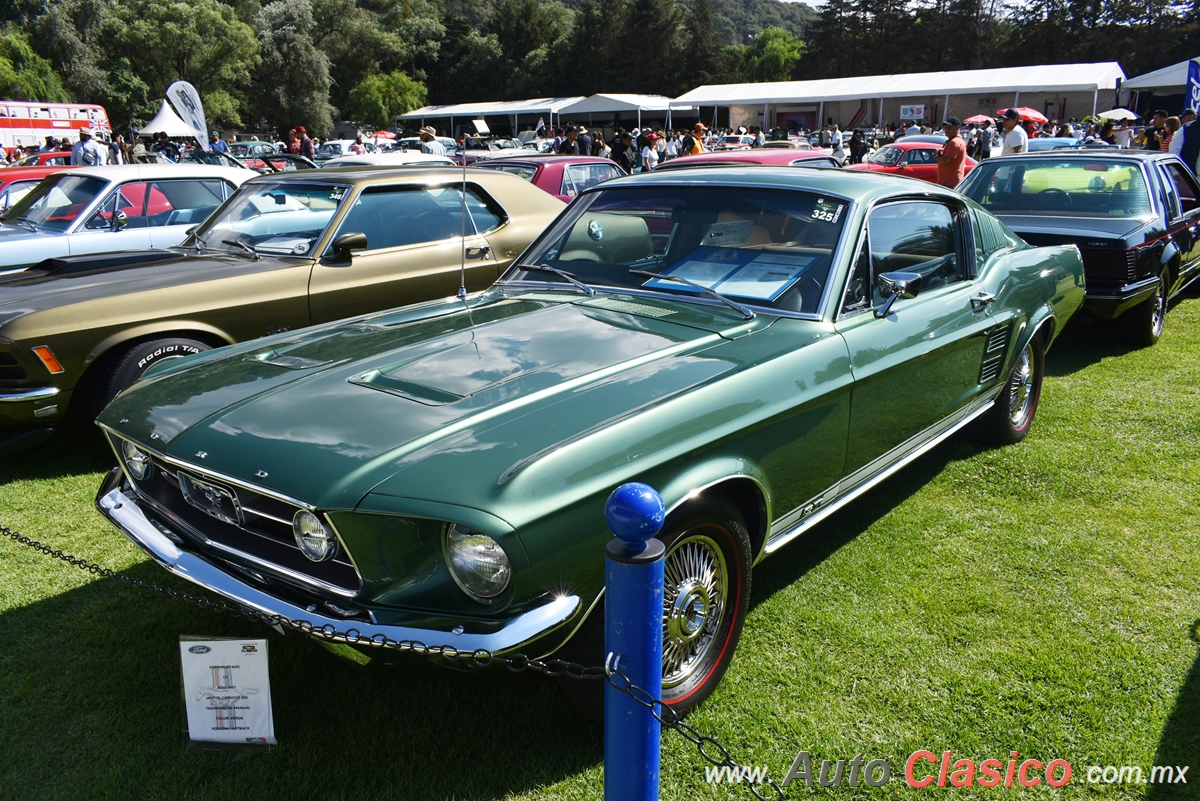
(320, 152, 456, 168)
(314, 140, 360, 160)
(0, 164, 252, 272)
(395, 136, 459, 153)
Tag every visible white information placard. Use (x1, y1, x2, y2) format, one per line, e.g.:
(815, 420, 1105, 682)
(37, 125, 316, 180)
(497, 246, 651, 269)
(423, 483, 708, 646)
(179, 637, 276, 745)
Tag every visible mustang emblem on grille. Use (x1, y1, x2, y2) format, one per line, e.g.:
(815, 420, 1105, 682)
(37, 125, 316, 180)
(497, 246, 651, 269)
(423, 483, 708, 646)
(178, 472, 244, 526)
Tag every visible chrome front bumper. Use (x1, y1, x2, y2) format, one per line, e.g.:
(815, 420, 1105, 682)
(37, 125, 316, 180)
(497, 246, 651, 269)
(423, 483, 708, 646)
(95, 470, 580, 655)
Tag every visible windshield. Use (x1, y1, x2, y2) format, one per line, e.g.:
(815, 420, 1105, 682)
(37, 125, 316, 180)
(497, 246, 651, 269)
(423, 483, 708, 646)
(2, 174, 106, 230)
(867, 145, 903, 166)
(508, 186, 850, 315)
(960, 159, 1153, 218)
(194, 181, 350, 256)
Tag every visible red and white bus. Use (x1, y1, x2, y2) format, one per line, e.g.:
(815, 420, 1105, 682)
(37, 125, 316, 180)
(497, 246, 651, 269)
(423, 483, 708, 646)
(0, 102, 111, 150)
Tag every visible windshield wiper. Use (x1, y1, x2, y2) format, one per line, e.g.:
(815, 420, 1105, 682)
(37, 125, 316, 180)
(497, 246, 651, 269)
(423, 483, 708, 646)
(522, 263, 594, 296)
(222, 238, 260, 260)
(6, 218, 39, 233)
(629, 269, 755, 320)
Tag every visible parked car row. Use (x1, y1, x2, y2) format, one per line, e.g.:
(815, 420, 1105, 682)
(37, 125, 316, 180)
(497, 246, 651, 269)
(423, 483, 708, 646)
(2, 148, 1196, 717)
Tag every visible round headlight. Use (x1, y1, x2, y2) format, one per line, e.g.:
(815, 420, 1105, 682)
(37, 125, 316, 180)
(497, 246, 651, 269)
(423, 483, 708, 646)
(445, 524, 511, 600)
(120, 440, 152, 480)
(292, 510, 335, 562)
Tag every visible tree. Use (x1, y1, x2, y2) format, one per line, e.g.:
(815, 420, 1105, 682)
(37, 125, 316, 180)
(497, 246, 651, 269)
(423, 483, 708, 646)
(0, 26, 69, 101)
(253, 0, 335, 136)
(343, 70, 427, 129)
(679, 0, 739, 89)
(617, 0, 682, 94)
(114, 0, 260, 128)
(741, 26, 803, 83)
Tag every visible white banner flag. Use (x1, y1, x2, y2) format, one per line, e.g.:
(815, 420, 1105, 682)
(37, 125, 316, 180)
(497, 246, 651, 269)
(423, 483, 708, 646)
(167, 80, 209, 150)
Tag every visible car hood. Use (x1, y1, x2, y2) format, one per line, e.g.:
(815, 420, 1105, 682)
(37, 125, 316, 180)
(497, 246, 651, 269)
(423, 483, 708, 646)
(0, 224, 59, 242)
(0, 249, 298, 323)
(994, 214, 1154, 248)
(99, 291, 772, 511)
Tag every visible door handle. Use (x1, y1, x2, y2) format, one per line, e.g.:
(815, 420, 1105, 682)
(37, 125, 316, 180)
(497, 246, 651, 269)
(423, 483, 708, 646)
(466, 245, 491, 260)
(970, 292, 996, 310)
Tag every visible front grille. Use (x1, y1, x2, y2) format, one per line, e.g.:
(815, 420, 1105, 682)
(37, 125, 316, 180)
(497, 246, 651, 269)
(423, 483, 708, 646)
(0, 353, 25, 380)
(1079, 248, 1137, 283)
(129, 455, 362, 597)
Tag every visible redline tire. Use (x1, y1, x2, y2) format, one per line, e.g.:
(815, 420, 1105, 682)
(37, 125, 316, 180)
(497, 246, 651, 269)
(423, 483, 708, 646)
(657, 497, 752, 715)
(979, 334, 1043, 446)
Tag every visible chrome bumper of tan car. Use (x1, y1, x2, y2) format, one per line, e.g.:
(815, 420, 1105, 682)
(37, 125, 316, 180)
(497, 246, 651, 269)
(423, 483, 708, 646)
(96, 473, 581, 655)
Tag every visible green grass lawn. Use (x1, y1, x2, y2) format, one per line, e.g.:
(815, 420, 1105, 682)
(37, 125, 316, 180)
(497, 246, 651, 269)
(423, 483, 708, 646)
(2, 297, 1197, 801)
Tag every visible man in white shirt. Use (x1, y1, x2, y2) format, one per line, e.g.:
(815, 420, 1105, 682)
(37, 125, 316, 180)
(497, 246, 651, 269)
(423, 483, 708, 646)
(905, 121, 920, 136)
(1000, 109, 1027, 156)
(70, 128, 106, 166)
(418, 126, 445, 156)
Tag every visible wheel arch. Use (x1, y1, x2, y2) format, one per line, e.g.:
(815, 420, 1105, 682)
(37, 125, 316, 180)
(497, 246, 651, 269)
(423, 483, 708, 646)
(657, 463, 771, 564)
(71, 324, 235, 418)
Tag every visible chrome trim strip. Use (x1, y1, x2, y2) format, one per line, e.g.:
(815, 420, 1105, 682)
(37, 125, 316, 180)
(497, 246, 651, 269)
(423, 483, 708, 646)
(764, 393, 998, 555)
(97, 424, 317, 510)
(97, 482, 581, 653)
(0, 386, 60, 402)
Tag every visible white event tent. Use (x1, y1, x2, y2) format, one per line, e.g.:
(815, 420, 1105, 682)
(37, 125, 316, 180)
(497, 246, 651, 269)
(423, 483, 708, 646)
(557, 93, 697, 129)
(138, 100, 194, 138)
(1121, 59, 1195, 93)
(396, 97, 584, 137)
(672, 63, 1125, 131)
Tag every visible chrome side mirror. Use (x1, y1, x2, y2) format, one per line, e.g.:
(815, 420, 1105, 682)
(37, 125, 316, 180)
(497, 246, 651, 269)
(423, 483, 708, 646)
(112, 210, 128, 232)
(874, 271, 921, 318)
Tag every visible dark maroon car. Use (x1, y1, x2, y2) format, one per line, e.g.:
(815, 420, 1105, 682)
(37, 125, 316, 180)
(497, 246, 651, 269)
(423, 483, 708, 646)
(472, 155, 626, 202)
(656, 150, 841, 171)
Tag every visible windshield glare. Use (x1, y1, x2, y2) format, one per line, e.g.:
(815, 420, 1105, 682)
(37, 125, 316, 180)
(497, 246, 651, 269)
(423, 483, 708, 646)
(867, 146, 903, 166)
(196, 182, 349, 255)
(508, 186, 849, 315)
(961, 159, 1153, 218)
(2, 174, 107, 230)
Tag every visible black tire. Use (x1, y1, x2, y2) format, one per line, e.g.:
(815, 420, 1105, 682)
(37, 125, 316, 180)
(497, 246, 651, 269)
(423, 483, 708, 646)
(1124, 271, 1167, 348)
(556, 497, 753, 720)
(100, 337, 210, 405)
(978, 334, 1043, 446)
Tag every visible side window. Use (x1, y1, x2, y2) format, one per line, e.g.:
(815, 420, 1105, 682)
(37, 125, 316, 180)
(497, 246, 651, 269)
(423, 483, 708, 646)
(1163, 162, 1200, 215)
(146, 179, 229, 227)
(562, 164, 622, 197)
(905, 149, 933, 165)
(330, 185, 505, 252)
(842, 201, 961, 313)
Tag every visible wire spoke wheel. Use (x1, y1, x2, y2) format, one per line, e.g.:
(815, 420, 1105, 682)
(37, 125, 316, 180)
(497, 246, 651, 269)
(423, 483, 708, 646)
(661, 535, 728, 688)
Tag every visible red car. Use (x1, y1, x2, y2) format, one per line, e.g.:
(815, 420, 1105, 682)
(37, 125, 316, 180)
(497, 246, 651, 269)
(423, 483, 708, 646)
(844, 140, 977, 184)
(472, 155, 626, 203)
(0, 165, 69, 212)
(9, 150, 72, 167)
(656, 149, 841, 171)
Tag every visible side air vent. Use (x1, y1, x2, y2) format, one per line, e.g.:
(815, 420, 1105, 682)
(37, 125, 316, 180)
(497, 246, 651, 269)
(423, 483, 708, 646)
(978, 324, 1011, 385)
(0, 352, 25, 380)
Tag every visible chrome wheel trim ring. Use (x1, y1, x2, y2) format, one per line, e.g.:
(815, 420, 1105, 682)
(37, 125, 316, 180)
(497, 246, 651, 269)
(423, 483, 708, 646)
(1150, 277, 1166, 339)
(1008, 341, 1036, 429)
(661, 534, 728, 689)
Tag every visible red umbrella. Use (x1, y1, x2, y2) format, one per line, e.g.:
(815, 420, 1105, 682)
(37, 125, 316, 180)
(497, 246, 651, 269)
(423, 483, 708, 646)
(996, 107, 1048, 123)
(371, 130, 397, 139)
(963, 114, 993, 124)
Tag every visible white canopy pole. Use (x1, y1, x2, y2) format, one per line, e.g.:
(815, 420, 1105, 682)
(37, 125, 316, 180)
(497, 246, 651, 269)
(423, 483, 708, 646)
(637, 109, 642, 129)
(763, 101, 769, 130)
(943, 94, 949, 122)
(1092, 90, 1099, 118)
(1014, 91, 1020, 108)
(878, 97, 883, 129)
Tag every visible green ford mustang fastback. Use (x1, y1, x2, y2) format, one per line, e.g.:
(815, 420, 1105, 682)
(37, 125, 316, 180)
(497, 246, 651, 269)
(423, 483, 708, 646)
(96, 167, 1085, 713)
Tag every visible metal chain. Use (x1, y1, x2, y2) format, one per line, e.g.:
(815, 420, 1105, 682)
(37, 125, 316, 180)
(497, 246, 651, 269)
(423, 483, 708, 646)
(2, 522, 781, 799)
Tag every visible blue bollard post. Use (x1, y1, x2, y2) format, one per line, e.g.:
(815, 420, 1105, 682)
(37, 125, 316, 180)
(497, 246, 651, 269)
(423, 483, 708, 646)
(603, 482, 666, 801)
